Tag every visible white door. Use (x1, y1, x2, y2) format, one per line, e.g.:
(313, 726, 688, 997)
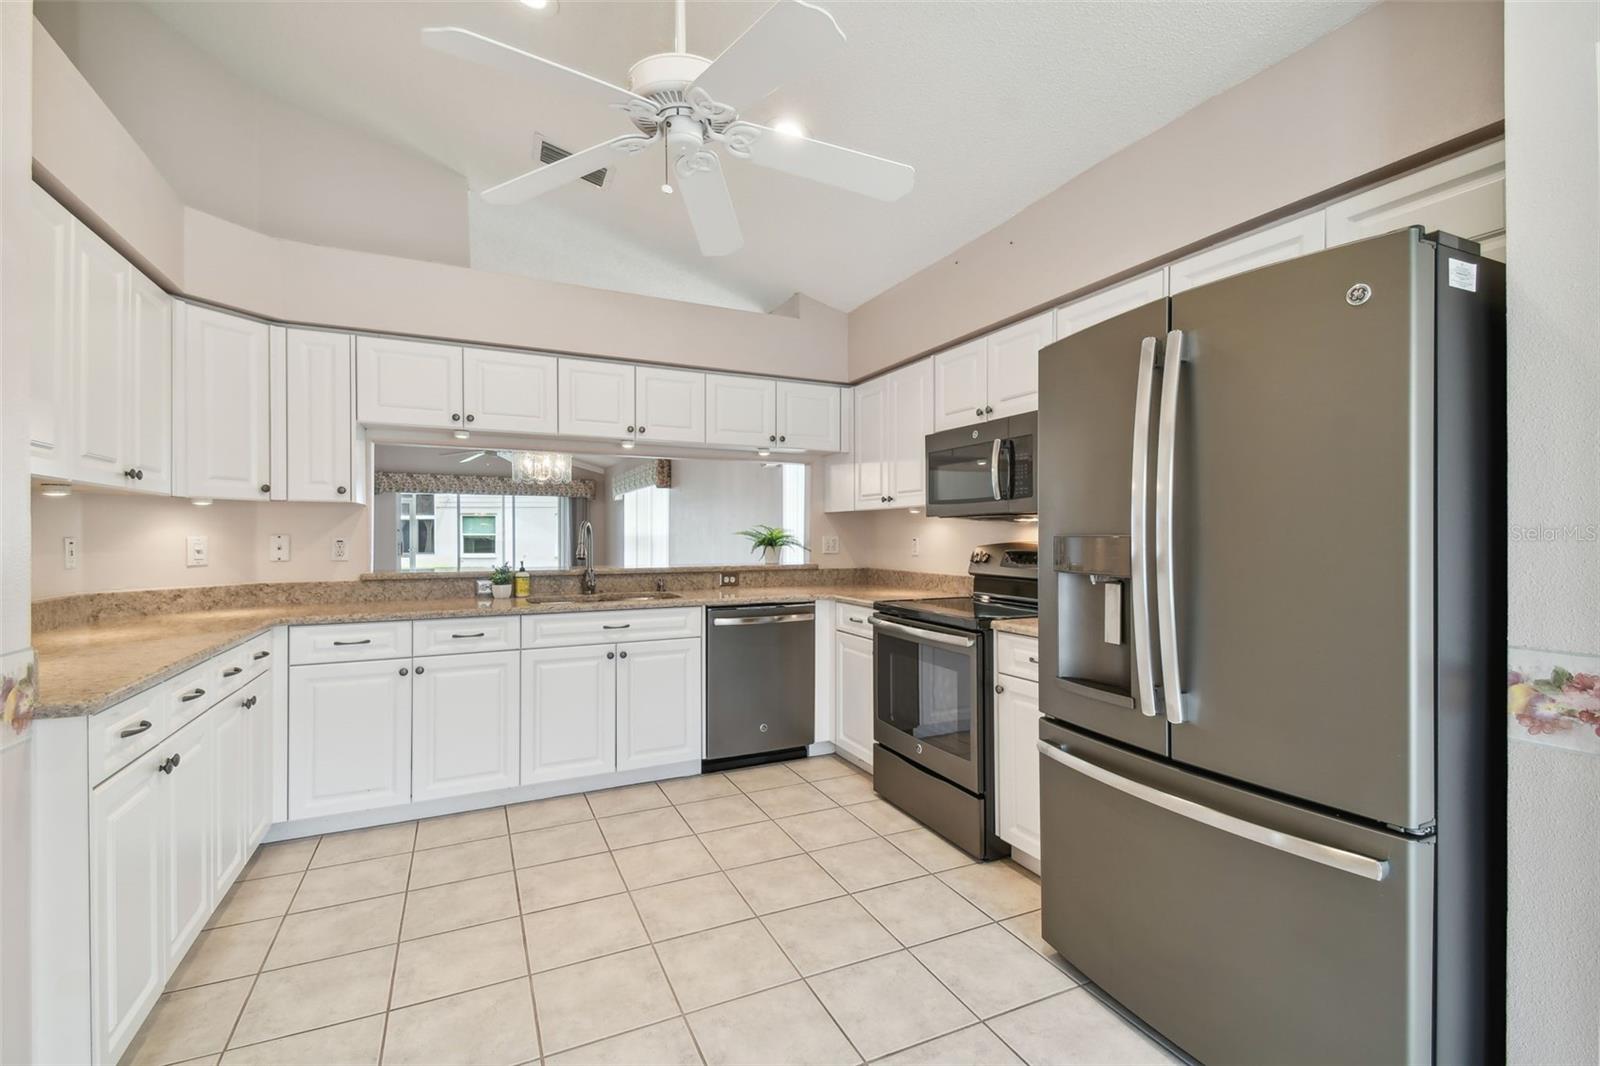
(1326, 141, 1505, 251)
(30, 186, 75, 479)
(833, 631, 874, 768)
(776, 382, 841, 452)
(356, 335, 463, 429)
(182, 306, 271, 500)
(616, 638, 702, 772)
(1054, 270, 1168, 338)
(932, 337, 987, 432)
(90, 746, 167, 1064)
(285, 329, 353, 502)
(74, 225, 131, 488)
(704, 373, 777, 448)
(463, 347, 559, 435)
(885, 358, 931, 507)
(995, 676, 1042, 861)
(1169, 213, 1326, 295)
(985, 312, 1052, 419)
(521, 645, 617, 784)
(211, 693, 250, 895)
(247, 672, 274, 848)
(126, 274, 173, 494)
(853, 377, 889, 508)
(288, 660, 412, 819)
(635, 366, 707, 444)
(558, 358, 636, 440)
(163, 714, 214, 969)
(413, 650, 520, 802)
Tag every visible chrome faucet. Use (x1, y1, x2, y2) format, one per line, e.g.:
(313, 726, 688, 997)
(579, 521, 597, 595)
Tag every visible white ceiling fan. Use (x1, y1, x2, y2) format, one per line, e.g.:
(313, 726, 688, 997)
(421, 0, 914, 257)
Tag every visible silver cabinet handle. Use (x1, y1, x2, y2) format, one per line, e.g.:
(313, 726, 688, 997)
(180, 688, 205, 703)
(1027, 656, 1039, 664)
(1129, 335, 1159, 719)
(602, 623, 630, 630)
(222, 666, 243, 678)
(1037, 740, 1388, 881)
(711, 613, 814, 627)
(868, 616, 976, 649)
(253, 650, 270, 660)
(333, 638, 372, 646)
(847, 616, 866, 624)
(1154, 329, 1188, 725)
(451, 632, 486, 639)
(119, 720, 153, 739)
(989, 437, 1003, 501)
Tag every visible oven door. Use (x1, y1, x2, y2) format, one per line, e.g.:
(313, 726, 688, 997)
(925, 421, 1010, 517)
(871, 615, 983, 793)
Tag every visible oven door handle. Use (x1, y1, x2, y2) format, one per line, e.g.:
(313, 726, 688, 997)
(869, 616, 977, 650)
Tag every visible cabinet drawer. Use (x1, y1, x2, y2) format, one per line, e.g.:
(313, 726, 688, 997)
(290, 621, 411, 664)
(835, 603, 875, 639)
(413, 616, 520, 656)
(211, 633, 274, 700)
(89, 684, 171, 785)
(165, 661, 220, 731)
(522, 607, 702, 649)
(996, 632, 1040, 681)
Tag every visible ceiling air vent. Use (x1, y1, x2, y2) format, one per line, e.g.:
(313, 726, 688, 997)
(539, 140, 607, 188)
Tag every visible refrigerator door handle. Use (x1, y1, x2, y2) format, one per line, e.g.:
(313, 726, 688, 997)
(1154, 329, 1189, 725)
(1130, 336, 1159, 718)
(1037, 740, 1390, 882)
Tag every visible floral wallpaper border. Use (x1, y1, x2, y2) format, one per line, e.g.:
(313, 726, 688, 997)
(1, 648, 38, 738)
(1508, 646, 1600, 755)
(374, 471, 596, 499)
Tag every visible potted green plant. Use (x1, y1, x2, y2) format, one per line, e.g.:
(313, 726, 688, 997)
(736, 525, 807, 566)
(489, 563, 513, 599)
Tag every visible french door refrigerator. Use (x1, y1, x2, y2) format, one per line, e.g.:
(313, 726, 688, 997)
(1036, 228, 1504, 1065)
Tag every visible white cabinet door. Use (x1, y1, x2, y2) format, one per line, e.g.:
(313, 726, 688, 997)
(285, 329, 353, 502)
(521, 645, 617, 784)
(74, 224, 131, 488)
(995, 676, 1042, 862)
(181, 306, 271, 500)
(558, 358, 636, 440)
(1326, 141, 1505, 251)
(463, 348, 558, 435)
(289, 660, 412, 820)
(30, 185, 75, 479)
(126, 274, 173, 494)
(1055, 270, 1168, 338)
(986, 312, 1052, 419)
(163, 713, 214, 969)
(211, 692, 250, 896)
(705, 373, 777, 448)
(885, 358, 931, 507)
(90, 745, 167, 1064)
(853, 377, 888, 508)
(616, 637, 702, 772)
(932, 337, 987, 432)
(356, 336, 463, 429)
(833, 631, 874, 768)
(1169, 213, 1326, 295)
(248, 672, 274, 848)
(776, 381, 841, 452)
(635, 366, 707, 444)
(822, 388, 855, 513)
(413, 650, 520, 802)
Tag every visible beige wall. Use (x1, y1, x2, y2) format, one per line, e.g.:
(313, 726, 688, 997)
(846, 0, 1505, 379)
(814, 504, 1036, 576)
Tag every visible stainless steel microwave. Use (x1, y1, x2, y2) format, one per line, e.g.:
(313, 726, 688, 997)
(925, 412, 1037, 517)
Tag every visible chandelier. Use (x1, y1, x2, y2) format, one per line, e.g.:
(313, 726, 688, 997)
(498, 450, 573, 485)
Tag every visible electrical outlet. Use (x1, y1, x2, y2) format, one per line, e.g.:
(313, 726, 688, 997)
(330, 537, 350, 562)
(186, 535, 209, 568)
(268, 534, 290, 562)
(63, 536, 79, 570)
(910, 536, 920, 557)
(719, 572, 739, 586)
(822, 536, 840, 556)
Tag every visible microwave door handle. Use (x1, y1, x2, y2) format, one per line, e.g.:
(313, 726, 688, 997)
(1130, 336, 1159, 717)
(989, 437, 1003, 501)
(1155, 329, 1188, 724)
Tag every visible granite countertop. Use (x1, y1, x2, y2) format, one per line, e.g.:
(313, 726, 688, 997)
(991, 617, 1040, 637)
(32, 584, 936, 719)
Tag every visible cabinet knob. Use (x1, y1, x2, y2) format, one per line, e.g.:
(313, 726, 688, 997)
(627, 425, 636, 434)
(759, 723, 769, 733)
(124, 468, 138, 479)
(976, 408, 984, 417)
(465, 414, 475, 423)
(769, 435, 776, 442)
(415, 665, 425, 675)
(135, 469, 144, 480)
(158, 753, 181, 774)
(337, 486, 347, 495)
(607, 651, 615, 660)
(619, 650, 628, 659)
(451, 413, 461, 422)
(985, 405, 994, 414)
(399, 667, 409, 676)
(778, 435, 786, 443)
(260, 484, 271, 493)
(995, 684, 1004, 694)
(639, 426, 647, 434)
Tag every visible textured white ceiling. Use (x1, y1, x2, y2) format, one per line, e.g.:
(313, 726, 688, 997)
(144, 0, 1371, 312)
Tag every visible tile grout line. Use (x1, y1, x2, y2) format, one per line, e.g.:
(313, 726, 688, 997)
(213, 862, 307, 1058)
(374, 846, 416, 1065)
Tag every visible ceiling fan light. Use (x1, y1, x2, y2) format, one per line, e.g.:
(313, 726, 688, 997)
(772, 117, 807, 139)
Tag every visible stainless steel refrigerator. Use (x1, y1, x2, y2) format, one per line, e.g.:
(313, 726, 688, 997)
(1036, 228, 1504, 1065)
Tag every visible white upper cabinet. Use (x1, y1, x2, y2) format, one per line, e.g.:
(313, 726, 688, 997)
(463, 347, 558, 435)
(885, 358, 931, 507)
(1055, 270, 1168, 338)
(985, 311, 1052, 420)
(635, 366, 707, 444)
(822, 388, 855, 513)
(126, 273, 173, 495)
(284, 329, 354, 502)
(73, 224, 131, 488)
(178, 306, 271, 501)
(932, 337, 986, 432)
(705, 373, 777, 448)
(1169, 213, 1326, 295)
(357, 336, 463, 430)
(852, 375, 889, 508)
(615, 637, 702, 772)
(412, 650, 520, 803)
(29, 185, 75, 479)
(558, 358, 636, 440)
(776, 381, 841, 452)
(1326, 141, 1505, 254)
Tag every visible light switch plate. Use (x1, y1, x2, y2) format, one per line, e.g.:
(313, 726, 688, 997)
(63, 536, 79, 570)
(186, 535, 209, 568)
(910, 536, 920, 557)
(331, 537, 350, 562)
(268, 534, 290, 562)
(822, 536, 840, 555)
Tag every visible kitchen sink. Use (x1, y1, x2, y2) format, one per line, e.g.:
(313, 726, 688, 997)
(524, 592, 682, 605)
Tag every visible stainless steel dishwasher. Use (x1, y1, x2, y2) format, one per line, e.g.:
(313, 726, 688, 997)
(704, 602, 816, 767)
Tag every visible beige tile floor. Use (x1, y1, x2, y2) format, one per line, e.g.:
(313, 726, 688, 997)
(123, 755, 1175, 1066)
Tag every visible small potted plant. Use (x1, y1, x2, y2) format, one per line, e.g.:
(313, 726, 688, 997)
(737, 525, 807, 566)
(490, 564, 513, 599)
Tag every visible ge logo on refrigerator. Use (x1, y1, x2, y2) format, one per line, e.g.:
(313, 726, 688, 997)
(1345, 283, 1373, 306)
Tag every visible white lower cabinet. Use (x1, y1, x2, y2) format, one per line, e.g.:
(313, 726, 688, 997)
(288, 658, 412, 820)
(412, 650, 520, 802)
(163, 714, 215, 970)
(521, 644, 618, 784)
(211, 692, 251, 896)
(995, 675, 1043, 864)
(616, 637, 702, 772)
(833, 631, 874, 767)
(247, 673, 274, 848)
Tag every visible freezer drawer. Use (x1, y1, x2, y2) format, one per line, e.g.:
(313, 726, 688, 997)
(1037, 720, 1432, 1065)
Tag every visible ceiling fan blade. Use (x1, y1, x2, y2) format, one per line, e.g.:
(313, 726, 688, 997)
(675, 148, 743, 256)
(455, 451, 487, 463)
(481, 133, 657, 204)
(687, 0, 845, 113)
(721, 122, 914, 201)
(421, 27, 650, 112)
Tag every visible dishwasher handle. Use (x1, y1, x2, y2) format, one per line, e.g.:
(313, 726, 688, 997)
(711, 612, 815, 627)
